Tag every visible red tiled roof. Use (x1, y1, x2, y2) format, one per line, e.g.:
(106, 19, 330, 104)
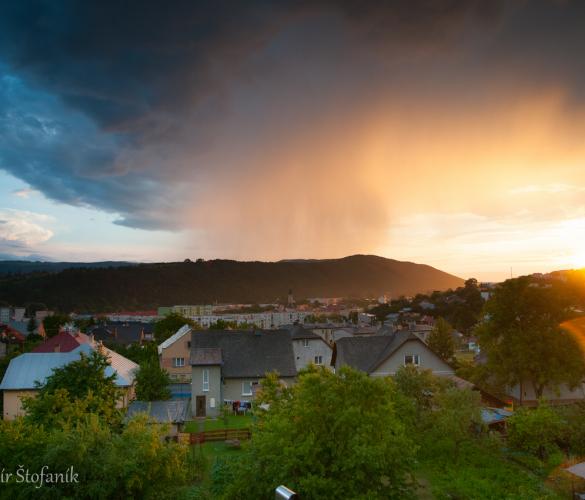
(32, 331, 83, 353)
(0, 326, 26, 343)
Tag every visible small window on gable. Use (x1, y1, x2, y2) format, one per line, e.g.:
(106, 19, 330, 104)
(404, 354, 420, 366)
(303, 339, 309, 347)
(173, 357, 185, 368)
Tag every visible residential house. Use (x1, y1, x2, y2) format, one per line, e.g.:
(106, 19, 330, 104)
(287, 324, 333, 371)
(475, 350, 585, 407)
(190, 330, 297, 417)
(305, 322, 348, 344)
(3, 319, 45, 338)
(332, 330, 454, 377)
(0, 343, 138, 420)
(507, 381, 585, 407)
(31, 330, 91, 353)
(158, 324, 193, 399)
(0, 324, 26, 349)
(89, 321, 154, 346)
(126, 400, 190, 437)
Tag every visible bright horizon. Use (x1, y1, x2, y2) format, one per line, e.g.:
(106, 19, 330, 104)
(1, 2, 585, 283)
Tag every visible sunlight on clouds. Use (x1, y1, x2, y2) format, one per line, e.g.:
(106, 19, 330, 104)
(0, 208, 54, 247)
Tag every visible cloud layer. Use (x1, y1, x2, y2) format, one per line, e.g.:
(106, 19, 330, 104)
(0, 0, 584, 266)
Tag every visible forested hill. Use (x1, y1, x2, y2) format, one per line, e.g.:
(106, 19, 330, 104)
(0, 261, 135, 275)
(0, 255, 464, 312)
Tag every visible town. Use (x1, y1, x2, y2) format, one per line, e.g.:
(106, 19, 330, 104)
(2, 0, 585, 497)
(1, 268, 584, 498)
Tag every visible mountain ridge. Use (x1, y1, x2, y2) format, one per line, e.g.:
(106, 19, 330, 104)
(0, 255, 464, 312)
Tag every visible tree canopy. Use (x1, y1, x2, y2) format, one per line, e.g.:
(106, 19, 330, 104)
(219, 367, 416, 499)
(43, 313, 71, 337)
(134, 361, 172, 401)
(154, 313, 195, 343)
(23, 349, 122, 428)
(476, 277, 585, 399)
(427, 317, 455, 362)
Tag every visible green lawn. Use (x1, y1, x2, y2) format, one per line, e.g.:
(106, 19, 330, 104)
(184, 415, 253, 433)
(417, 445, 568, 499)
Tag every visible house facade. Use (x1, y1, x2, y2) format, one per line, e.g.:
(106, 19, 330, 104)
(157, 324, 194, 399)
(190, 330, 297, 417)
(332, 331, 454, 377)
(288, 325, 333, 371)
(508, 381, 585, 407)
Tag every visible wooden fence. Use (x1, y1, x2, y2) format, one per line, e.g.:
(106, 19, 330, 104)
(188, 428, 251, 444)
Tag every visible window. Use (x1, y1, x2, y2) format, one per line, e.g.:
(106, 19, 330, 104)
(202, 369, 209, 392)
(242, 381, 253, 396)
(303, 339, 309, 347)
(404, 354, 420, 366)
(314, 355, 323, 365)
(173, 357, 185, 368)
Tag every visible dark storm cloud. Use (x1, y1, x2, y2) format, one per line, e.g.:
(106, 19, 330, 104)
(0, 0, 505, 129)
(0, 0, 584, 235)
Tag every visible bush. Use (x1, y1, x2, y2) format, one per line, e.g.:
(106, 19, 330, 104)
(508, 403, 564, 460)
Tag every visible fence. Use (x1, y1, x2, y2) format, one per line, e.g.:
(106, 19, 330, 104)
(188, 428, 251, 444)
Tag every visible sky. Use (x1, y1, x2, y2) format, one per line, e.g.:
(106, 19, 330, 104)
(1, 0, 585, 282)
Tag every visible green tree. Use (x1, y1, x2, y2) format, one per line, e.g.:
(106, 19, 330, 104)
(26, 316, 37, 335)
(104, 341, 158, 365)
(0, 415, 188, 499)
(477, 277, 585, 400)
(508, 403, 564, 460)
(427, 317, 455, 362)
(393, 365, 452, 425)
(43, 313, 71, 337)
(426, 387, 483, 463)
(220, 366, 416, 499)
(23, 349, 122, 428)
(134, 361, 172, 401)
(74, 316, 96, 332)
(153, 313, 194, 343)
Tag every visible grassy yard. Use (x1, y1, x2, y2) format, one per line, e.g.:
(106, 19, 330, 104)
(417, 446, 571, 499)
(184, 414, 253, 433)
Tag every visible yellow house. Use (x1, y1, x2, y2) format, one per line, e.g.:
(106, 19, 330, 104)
(0, 344, 137, 420)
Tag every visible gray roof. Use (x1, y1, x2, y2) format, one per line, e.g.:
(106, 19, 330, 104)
(334, 331, 423, 373)
(191, 330, 297, 378)
(89, 321, 153, 345)
(289, 325, 322, 341)
(191, 347, 222, 365)
(0, 344, 132, 390)
(127, 400, 190, 423)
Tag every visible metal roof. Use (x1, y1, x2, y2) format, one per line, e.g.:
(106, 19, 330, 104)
(0, 344, 134, 390)
(127, 400, 190, 423)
